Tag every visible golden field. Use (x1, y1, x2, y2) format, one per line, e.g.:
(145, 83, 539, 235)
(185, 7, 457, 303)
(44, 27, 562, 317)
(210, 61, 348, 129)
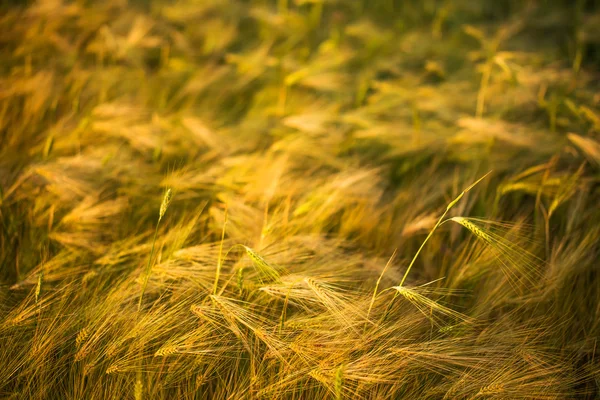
(1, 0, 599, 398)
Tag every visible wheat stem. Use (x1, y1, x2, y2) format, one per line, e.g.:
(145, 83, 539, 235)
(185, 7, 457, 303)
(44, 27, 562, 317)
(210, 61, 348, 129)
(213, 206, 228, 295)
(138, 188, 172, 311)
(399, 171, 491, 287)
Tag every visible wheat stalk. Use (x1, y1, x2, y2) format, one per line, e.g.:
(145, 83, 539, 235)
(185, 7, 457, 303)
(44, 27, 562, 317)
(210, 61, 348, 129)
(213, 206, 228, 295)
(398, 171, 491, 287)
(138, 188, 172, 311)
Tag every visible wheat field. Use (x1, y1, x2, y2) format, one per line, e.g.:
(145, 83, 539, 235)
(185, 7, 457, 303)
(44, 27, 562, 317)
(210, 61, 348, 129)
(1, 0, 599, 399)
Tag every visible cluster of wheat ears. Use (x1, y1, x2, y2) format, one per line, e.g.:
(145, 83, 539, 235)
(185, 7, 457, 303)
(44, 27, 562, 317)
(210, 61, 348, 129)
(1, 0, 599, 399)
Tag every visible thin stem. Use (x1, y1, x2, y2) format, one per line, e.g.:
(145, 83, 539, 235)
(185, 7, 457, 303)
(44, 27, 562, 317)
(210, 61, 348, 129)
(138, 221, 160, 312)
(279, 284, 293, 333)
(379, 172, 491, 324)
(399, 211, 448, 287)
(213, 206, 228, 295)
(367, 249, 397, 321)
(379, 211, 447, 325)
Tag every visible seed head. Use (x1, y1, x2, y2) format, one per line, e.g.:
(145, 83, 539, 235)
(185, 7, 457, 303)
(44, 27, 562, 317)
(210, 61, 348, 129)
(159, 188, 172, 221)
(35, 271, 43, 304)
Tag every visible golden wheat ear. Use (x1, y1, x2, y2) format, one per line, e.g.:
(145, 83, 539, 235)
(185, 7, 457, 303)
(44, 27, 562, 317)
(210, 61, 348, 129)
(448, 217, 544, 290)
(243, 245, 281, 283)
(391, 286, 473, 326)
(35, 271, 43, 304)
(158, 188, 172, 222)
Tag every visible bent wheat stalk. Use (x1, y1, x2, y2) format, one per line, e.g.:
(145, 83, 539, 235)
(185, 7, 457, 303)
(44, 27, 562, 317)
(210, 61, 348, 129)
(213, 206, 228, 295)
(399, 171, 492, 287)
(380, 172, 491, 323)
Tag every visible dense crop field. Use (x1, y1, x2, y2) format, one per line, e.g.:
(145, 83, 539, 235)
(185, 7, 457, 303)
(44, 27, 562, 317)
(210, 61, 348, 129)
(1, 0, 599, 398)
